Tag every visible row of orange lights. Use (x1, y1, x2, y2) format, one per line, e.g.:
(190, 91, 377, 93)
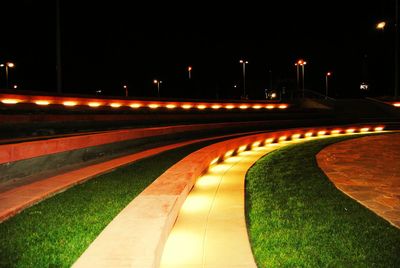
(209, 126, 385, 166)
(0, 98, 288, 110)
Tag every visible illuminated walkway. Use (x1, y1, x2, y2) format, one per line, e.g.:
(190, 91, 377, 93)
(160, 144, 284, 268)
(317, 133, 400, 228)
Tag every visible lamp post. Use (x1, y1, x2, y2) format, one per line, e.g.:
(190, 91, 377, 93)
(188, 66, 192, 79)
(153, 79, 162, 98)
(239, 59, 249, 99)
(295, 59, 306, 97)
(325, 72, 332, 99)
(0, 62, 15, 89)
(123, 85, 128, 97)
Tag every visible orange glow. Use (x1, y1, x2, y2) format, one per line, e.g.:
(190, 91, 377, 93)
(188, 66, 192, 71)
(88, 102, 101, 107)
(346, 128, 355, 133)
(317, 130, 326, 136)
(265, 138, 274, 144)
(252, 105, 262, 109)
(148, 104, 159, 109)
(266, 105, 275, 109)
(305, 132, 313, 137)
(225, 105, 235, 109)
(197, 105, 207, 110)
(239, 105, 248, 109)
(1, 99, 20, 104)
(292, 133, 301, 139)
(238, 145, 247, 153)
(376, 21, 386, 29)
(278, 104, 288, 109)
(252, 141, 261, 148)
(210, 157, 219, 166)
(63, 101, 77, 107)
(224, 150, 234, 158)
(360, 127, 370, 132)
(130, 103, 142, 108)
(35, 100, 50, 106)
(279, 136, 287, 142)
(331, 129, 341, 134)
(393, 103, 400, 107)
(110, 103, 122, 108)
(211, 105, 221, 109)
(166, 104, 176, 109)
(374, 126, 384, 131)
(182, 104, 192, 109)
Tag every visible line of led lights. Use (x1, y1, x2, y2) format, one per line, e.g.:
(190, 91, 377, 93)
(208, 126, 385, 166)
(0, 97, 289, 110)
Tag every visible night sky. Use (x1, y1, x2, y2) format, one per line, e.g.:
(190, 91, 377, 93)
(0, 1, 397, 99)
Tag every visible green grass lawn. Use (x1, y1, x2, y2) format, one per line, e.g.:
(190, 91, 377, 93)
(246, 135, 400, 267)
(0, 140, 218, 268)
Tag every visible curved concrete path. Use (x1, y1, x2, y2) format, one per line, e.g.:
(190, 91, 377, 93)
(160, 145, 285, 268)
(317, 133, 400, 228)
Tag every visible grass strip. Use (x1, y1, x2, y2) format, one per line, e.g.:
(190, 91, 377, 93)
(246, 135, 400, 267)
(0, 140, 217, 267)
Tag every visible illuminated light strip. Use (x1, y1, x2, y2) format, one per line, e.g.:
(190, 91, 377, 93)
(166, 104, 176, 109)
(360, 127, 370, 132)
(197, 105, 207, 110)
(88, 102, 101, 107)
(393, 103, 400, 107)
(237, 145, 247, 153)
(278, 104, 288, 109)
(278, 136, 287, 142)
(1, 99, 20, 104)
(225, 105, 235, 109)
(305, 132, 313, 138)
(130, 103, 141, 108)
(35, 100, 50, 106)
(346, 128, 355, 133)
(148, 104, 159, 109)
(239, 105, 248, 109)
(252, 105, 262, 109)
(209, 157, 220, 166)
(252, 141, 261, 148)
(110, 103, 122, 108)
(374, 126, 384, 131)
(317, 130, 326, 136)
(224, 150, 234, 158)
(181, 104, 192, 109)
(265, 138, 275, 144)
(291, 133, 301, 139)
(266, 105, 275, 109)
(211, 105, 221, 109)
(331, 129, 341, 134)
(63, 101, 77, 107)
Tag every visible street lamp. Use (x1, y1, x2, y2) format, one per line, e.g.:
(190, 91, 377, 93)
(295, 59, 307, 97)
(188, 66, 192, 79)
(153, 79, 162, 98)
(239, 59, 249, 99)
(325, 72, 332, 99)
(123, 85, 128, 97)
(376, 21, 386, 30)
(0, 62, 15, 89)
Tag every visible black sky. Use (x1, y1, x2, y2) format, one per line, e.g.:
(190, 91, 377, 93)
(0, 0, 397, 99)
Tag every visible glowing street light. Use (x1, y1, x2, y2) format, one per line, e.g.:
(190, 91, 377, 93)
(295, 59, 307, 97)
(153, 79, 162, 98)
(239, 59, 249, 99)
(376, 21, 386, 30)
(123, 85, 128, 97)
(188, 66, 192, 79)
(325, 72, 332, 99)
(0, 62, 15, 89)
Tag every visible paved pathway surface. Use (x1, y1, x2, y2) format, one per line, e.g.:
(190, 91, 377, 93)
(317, 133, 400, 228)
(160, 144, 285, 268)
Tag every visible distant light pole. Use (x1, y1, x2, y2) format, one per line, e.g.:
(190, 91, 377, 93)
(295, 59, 306, 97)
(239, 59, 249, 99)
(0, 62, 15, 89)
(123, 85, 128, 97)
(188, 66, 192, 79)
(295, 63, 300, 91)
(325, 72, 332, 99)
(153, 79, 162, 97)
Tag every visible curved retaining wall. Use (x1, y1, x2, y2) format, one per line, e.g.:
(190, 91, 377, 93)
(73, 124, 385, 268)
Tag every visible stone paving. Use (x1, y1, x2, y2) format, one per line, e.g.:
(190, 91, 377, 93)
(317, 133, 400, 228)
